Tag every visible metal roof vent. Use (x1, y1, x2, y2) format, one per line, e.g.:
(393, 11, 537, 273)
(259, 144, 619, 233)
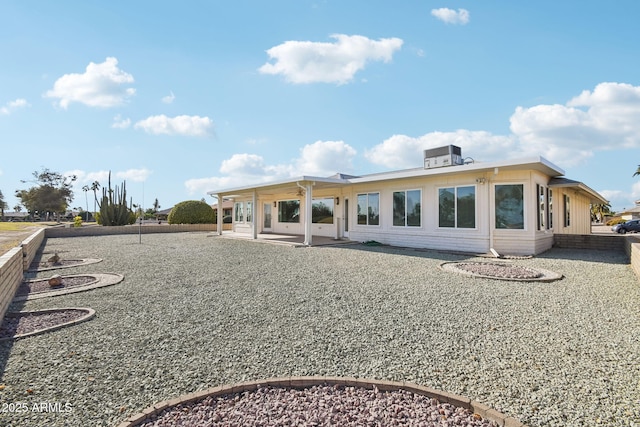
(424, 145, 463, 169)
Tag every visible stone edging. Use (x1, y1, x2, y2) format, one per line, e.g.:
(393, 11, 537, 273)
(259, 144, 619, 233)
(0, 307, 96, 341)
(13, 273, 124, 301)
(439, 261, 563, 282)
(27, 258, 103, 272)
(116, 376, 527, 427)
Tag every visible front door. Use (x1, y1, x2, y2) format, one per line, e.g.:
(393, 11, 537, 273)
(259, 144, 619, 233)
(263, 203, 272, 232)
(343, 198, 349, 238)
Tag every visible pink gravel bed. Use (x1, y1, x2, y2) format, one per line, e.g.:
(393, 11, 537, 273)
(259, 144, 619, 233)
(455, 262, 542, 279)
(0, 309, 88, 339)
(139, 384, 499, 427)
(16, 275, 96, 297)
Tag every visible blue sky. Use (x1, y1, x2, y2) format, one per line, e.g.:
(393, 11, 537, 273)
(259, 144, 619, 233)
(2, 1, 640, 213)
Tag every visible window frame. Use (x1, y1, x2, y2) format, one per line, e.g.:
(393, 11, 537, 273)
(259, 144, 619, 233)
(278, 200, 300, 223)
(437, 185, 477, 229)
(494, 183, 525, 230)
(311, 197, 334, 224)
(356, 192, 380, 226)
(393, 189, 422, 227)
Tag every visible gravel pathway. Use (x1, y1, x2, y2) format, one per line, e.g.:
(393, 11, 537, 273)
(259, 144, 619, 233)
(0, 233, 638, 426)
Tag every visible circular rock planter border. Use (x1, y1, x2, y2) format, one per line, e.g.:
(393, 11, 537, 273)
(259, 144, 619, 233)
(14, 273, 124, 301)
(0, 307, 95, 341)
(117, 377, 527, 427)
(28, 258, 103, 272)
(440, 261, 562, 282)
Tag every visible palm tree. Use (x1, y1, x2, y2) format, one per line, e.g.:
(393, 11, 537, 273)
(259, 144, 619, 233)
(0, 190, 6, 220)
(82, 185, 90, 220)
(634, 165, 640, 177)
(90, 181, 100, 220)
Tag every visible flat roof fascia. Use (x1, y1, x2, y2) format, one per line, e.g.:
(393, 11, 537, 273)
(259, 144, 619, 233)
(207, 176, 350, 197)
(349, 156, 564, 184)
(548, 181, 609, 205)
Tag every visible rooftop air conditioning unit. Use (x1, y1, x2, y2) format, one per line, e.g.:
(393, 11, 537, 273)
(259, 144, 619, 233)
(424, 145, 463, 169)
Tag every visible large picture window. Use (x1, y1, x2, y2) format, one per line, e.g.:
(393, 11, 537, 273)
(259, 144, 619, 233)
(312, 198, 334, 224)
(495, 184, 524, 229)
(278, 200, 300, 223)
(393, 190, 421, 227)
(357, 193, 379, 226)
(438, 186, 475, 228)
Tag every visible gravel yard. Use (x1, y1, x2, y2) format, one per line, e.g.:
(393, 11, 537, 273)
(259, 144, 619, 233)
(0, 232, 638, 426)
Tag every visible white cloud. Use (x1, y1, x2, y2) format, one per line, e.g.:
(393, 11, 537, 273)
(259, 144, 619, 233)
(365, 82, 640, 171)
(431, 8, 470, 25)
(134, 115, 213, 137)
(365, 130, 514, 169)
(162, 91, 175, 104)
(44, 57, 135, 109)
(509, 82, 640, 166)
(295, 140, 357, 175)
(0, 98, 29, 115)
(116, 168, 152, 182)
(258, 34, 403, 84)
(186, 140, 357, 196)
(112, 114, 131, 129)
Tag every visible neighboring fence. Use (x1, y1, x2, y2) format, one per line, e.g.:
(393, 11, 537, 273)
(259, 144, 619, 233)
(44, 223, 230, 238)
(0, 228, 45, 319)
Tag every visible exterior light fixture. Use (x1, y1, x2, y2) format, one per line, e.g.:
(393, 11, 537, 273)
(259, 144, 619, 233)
(335, 197, 340, 205)
(273, 201, 277, 207)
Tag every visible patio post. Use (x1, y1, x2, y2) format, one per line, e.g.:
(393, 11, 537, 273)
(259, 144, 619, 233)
(252, 190, 257, 240)
(216, 194, 223, 236)
(303, 182, 313, 246)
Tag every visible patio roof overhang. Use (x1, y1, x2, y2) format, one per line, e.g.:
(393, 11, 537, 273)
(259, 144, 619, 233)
(207, 176, 351, 200)
(548, 178, 609, 205)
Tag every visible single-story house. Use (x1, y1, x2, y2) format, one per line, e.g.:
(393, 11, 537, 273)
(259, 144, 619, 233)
(211, 200, 234, 223)
(207, 145, 607, 255)
(620, 201, 640, 221)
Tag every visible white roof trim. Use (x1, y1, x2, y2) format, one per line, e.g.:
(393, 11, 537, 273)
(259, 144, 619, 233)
(207, 156, 565, 195)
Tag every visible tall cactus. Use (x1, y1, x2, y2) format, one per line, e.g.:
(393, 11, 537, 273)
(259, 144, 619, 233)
(96, 172, 132, 226)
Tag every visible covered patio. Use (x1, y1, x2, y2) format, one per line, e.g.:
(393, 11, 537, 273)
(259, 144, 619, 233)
(213, 231, 355, 247)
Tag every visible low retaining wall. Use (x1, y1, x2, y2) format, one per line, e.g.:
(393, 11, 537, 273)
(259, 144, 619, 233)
(554, 233, 640, 283)
(21, 228, 45, 270)
(623, 236, 640, 278)
(0, 228, 45, 319)
(45, 223, 220, 238)
(553, 233, 626, 252)
(0, 247, 23, 320)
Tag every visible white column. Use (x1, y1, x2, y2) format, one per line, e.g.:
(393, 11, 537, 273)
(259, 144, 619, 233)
(304, 183, 313, 246)
(252, 190, 258, 240)
(216, 194, 223, 236)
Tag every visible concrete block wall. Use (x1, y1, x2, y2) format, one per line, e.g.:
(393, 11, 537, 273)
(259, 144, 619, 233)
(553, 233, 626, 252)
(623, 236, 640, 279)
(0, 247, 24, 319)
(45, 223, 219, 238)
(21, 228, 45, 270)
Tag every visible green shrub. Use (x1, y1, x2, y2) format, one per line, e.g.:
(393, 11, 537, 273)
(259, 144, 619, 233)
(73, 216, 83, 227)
(168, 200, 215, 224)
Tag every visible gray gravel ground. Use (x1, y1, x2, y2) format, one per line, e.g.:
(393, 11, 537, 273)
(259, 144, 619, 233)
(0, 233, 639, 427)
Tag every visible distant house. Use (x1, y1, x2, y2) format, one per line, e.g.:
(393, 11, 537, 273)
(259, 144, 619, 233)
(3, 212, 29, 221)
(620, 200, 640, 221)
(207, 145, 607, 256)
(211, 200, 234, 223)
(156, 208, 173, 221)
